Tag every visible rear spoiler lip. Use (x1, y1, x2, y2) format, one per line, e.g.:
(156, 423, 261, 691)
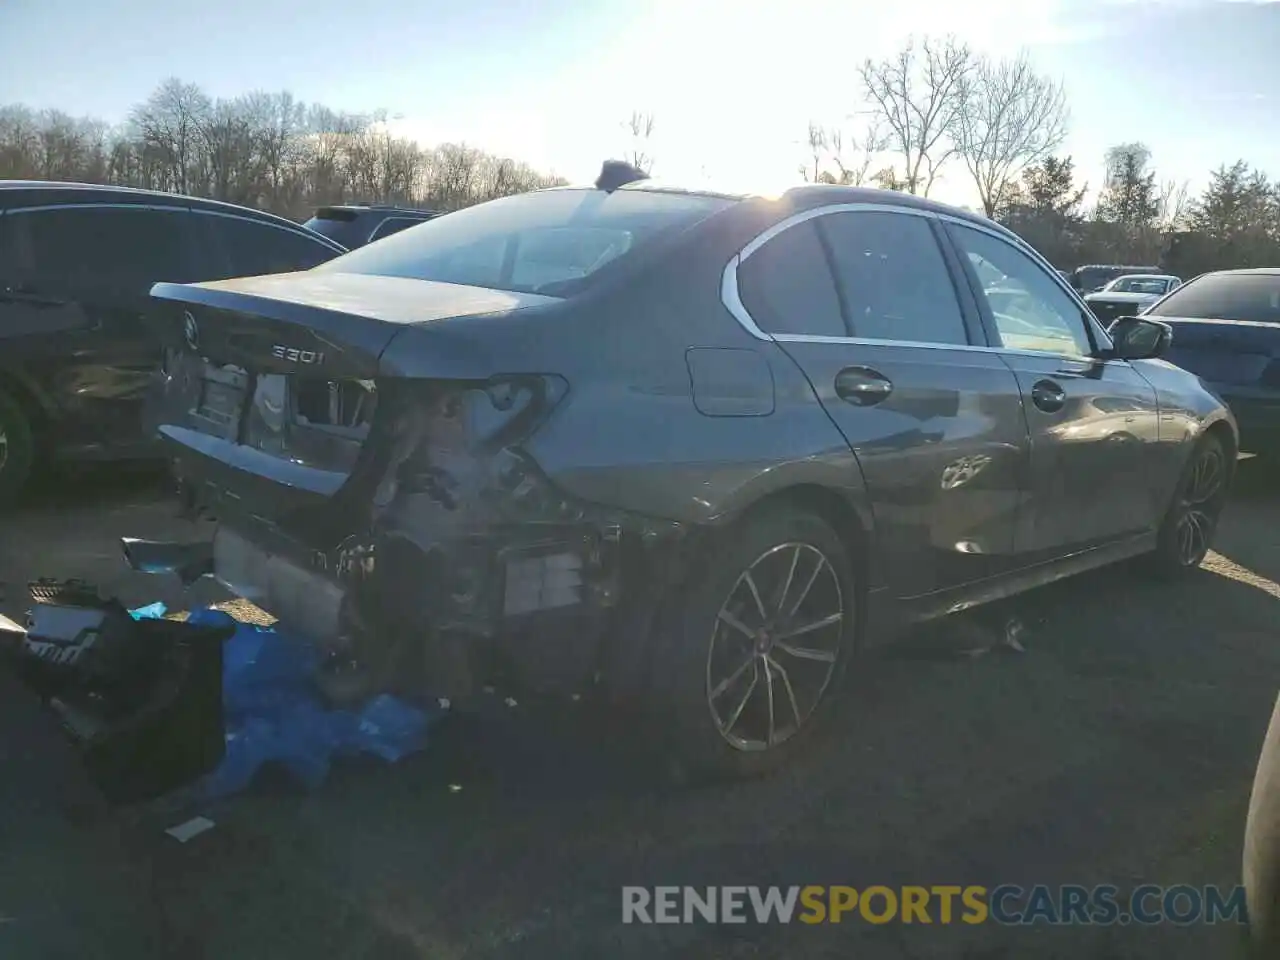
(150, 280, 405, 364)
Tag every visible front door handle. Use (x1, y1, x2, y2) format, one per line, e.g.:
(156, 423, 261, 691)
(835, 367, 893, 406)
(1030, 379, 1066, 413)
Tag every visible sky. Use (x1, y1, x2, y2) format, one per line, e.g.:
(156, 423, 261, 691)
(1, 0, 1278, 207)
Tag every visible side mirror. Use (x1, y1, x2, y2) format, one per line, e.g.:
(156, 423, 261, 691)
(1107, 316, 1173, 360)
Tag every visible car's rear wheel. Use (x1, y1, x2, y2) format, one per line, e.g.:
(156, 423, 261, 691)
(651, 506, 857, 780)
(0, 386, 35, 507)
(1149, 432, 1230, 576)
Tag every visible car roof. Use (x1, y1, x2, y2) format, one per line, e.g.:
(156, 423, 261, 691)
(1203, 268, 1280, 277)
(1109, 274, 1179, 282)
(550, 179, 1011, 236)
(0, 179, 328, 239)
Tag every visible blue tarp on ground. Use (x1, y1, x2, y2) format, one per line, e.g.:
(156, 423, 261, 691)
(131, 603, 439, 800)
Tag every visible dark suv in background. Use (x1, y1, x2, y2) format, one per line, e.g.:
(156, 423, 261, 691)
(302, 204, 441, 249)
(0, 181, 346, 502)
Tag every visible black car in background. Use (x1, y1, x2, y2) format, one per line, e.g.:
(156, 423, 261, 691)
(0, 181, 346, 502)
(1148, 268, 1280, 463)
(302, 204, 441, 249)
(1069, 263, 1164, 294)
(142, 172, 1235, 777)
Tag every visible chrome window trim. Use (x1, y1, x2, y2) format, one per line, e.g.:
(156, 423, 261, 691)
(718, 199, 1118, 366)
(721, 201, 975, 351)
(5, 202, 191, 215)
(196, 208, 347, 253)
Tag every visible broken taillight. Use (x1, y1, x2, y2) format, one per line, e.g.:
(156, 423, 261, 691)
(383, 374, 569, 500)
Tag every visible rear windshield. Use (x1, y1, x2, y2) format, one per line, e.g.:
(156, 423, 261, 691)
(1147, 273, 1280, 323)
(314, 188, 735, 296)
(302, 217, 352, 242)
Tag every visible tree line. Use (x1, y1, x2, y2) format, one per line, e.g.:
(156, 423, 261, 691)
(801, 34, 1280, 276)
(2, 49, 1278, 276)
(0, 78, 566, 221)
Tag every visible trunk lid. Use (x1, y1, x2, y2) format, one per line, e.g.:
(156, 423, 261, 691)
(1161, 316, 1280, 387)
(147, 272, 559, 521)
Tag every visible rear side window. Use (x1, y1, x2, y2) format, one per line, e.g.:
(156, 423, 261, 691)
(737, 220, 845, 337)
(1146, 273, 1280, 323)
(7, 205, 194, 293)
(205, 214, 340, 278)
(318, 188, 735, 296)
(368, 217, 422, 243)
(818, 211, 969, 346)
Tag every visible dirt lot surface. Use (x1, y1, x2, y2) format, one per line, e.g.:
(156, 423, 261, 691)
(1, 460, 1278, 959)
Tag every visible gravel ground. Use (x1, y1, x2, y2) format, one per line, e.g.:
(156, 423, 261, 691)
(1, 460, 1277, 959)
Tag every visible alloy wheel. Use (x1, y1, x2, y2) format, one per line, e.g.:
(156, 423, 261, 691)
(1174, 444, 1226, 566)
(705, 542, 846, 751)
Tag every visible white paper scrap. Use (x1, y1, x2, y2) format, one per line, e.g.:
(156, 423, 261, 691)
(165, 816, 216, 843)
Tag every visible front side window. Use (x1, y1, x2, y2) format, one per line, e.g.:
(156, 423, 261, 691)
(318, 187, 734, 296)
(737, 219, 845, 337)
(949, 224, 1094, 357)
(818, 211, 969, 346)
(1146, 272, 1280, 323)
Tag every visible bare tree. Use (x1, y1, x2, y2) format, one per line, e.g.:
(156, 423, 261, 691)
(130, 78, 212, 194)
(859, 35, 972, 196)
(0, 78, 574, 218)
(1157, 178, 1191, 232)
(953, 53, 1068, 218)
(800, 120, 885, 186)
(623, 110, 656, 173)
(800, 121, 828, 183)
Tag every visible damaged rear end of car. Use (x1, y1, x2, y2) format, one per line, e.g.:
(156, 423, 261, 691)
(147, 277, 624, 702)
(140, 185, 741, 705)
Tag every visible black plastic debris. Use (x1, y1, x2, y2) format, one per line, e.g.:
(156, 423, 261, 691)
(0, 579, 233, 805)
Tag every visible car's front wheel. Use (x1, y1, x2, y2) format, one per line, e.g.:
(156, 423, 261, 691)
(0, 386, 35, 507)
(652, 505, 857, 780)
(1149, 432, 1230, 575)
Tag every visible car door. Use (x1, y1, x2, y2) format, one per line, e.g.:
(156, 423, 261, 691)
(729, 205, 1029, 600)
(1, 202, 200, 454)
(942, 219, 1164, 556)
(195, 211, 344, 279)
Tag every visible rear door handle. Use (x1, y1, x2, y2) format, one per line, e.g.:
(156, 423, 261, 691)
(1030, 379, 1066, 413)
(834, 367, 893, 406)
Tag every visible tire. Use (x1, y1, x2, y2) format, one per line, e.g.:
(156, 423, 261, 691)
(648, 505, 858, 781)
(0, 386, 35, 507)
(1245, 692, 1280, 957)
(1147, 432, 1230, 577)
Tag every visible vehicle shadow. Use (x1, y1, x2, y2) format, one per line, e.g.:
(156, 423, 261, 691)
(14, 461, 174, 512)
(115, 511, 1280, 959)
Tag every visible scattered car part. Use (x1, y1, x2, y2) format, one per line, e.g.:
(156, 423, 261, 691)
(0, 579, 232, 804)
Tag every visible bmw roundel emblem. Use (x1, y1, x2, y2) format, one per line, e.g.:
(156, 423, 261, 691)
(183, 310, 199, 351)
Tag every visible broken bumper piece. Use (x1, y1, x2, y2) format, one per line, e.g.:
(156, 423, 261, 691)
(0, 580, 232, 805)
